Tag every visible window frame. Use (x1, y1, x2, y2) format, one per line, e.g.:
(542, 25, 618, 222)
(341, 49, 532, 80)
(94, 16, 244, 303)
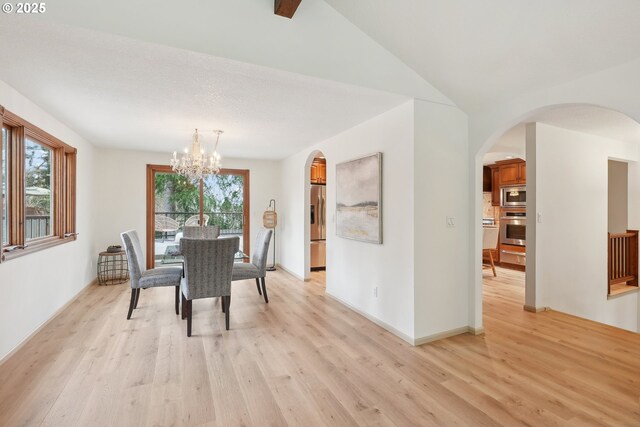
(0, 106, 77, 262)
(1, 124, 10, 247)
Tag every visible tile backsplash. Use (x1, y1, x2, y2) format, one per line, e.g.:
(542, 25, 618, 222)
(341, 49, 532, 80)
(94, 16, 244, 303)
(483, 193, 499, 220)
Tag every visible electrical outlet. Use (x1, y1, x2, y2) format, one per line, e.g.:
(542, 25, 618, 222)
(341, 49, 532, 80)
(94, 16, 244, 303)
(373, 286, 378, 298)
(537, 212, 543, 223)
(446, 216, 456, 228)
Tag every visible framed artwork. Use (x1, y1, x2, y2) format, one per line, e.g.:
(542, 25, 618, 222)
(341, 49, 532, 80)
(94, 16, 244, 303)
(336, 152, 382, 244)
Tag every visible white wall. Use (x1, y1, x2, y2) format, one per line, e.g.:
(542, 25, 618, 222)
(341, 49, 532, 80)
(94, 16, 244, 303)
(279, 100, 471, 342)
(0, 80, 98, 361)
(93, 149, 281, 265)
(413, 100, 470, 339)
(280, 101, 416, 339)
(608, 160, 628, 233)
(532, 123, 639, 331)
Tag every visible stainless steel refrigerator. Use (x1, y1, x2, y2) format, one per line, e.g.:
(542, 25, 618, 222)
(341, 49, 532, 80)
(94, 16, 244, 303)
(310, 184, 326, 270)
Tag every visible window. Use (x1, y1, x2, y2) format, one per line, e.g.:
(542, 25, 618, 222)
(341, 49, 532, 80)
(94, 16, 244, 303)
(147, 165, 250, 269)
(25, 138, 53, 240)
(1, 126, 8, 245)
(0, 107, 77, 262)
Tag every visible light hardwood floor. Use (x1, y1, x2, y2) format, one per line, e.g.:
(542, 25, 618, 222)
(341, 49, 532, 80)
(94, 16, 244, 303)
(1, 267, 639, 426)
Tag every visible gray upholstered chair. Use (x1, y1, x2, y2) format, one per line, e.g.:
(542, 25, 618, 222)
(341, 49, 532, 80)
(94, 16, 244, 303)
(120, 230, 182, 319)
(183, 225, 220, 239)
(180, 236, 238, 336)
(232, 229, 273, 303)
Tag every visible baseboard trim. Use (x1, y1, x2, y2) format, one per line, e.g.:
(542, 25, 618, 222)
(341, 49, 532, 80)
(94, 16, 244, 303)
(0, 277, 98, 366)
(275, 264, 307, 281)
(413, 326, 480, 346)
(325, 292, 415, 345)
(523, 304, 548, 313)
(469, 325, 485, 335)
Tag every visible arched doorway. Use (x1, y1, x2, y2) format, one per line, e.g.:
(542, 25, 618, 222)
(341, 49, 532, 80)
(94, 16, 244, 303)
(474, 103, 640, 332)
(304, 150, 327, 287)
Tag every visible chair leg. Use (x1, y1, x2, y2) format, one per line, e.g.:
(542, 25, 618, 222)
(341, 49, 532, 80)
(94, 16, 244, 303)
(489, 251, 497, 277)
(175, 285, 179, 315)
(133, 288, 140, 309)
(181, 293, 186, 319)
(261, 277, 269, 304)
(224, 296, 230, 331)
(186, 300, 192, 337)
(221, 296, 225, 313)
(256, 278, 262, 296)
(127, 288, 136, 319)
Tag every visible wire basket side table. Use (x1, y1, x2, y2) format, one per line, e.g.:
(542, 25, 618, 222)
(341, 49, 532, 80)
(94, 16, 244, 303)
(97, 251, 129, 285)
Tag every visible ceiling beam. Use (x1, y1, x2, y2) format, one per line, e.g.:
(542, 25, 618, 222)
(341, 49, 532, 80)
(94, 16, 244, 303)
(275, 0, 302, 19)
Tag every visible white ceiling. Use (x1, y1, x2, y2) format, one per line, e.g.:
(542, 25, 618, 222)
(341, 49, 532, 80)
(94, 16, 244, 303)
(484, 105, 640, 164)
(0, 21, 407, 158)
(324, 0, 640, 111)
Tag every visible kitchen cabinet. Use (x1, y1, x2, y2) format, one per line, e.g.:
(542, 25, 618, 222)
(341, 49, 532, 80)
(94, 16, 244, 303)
(497, 159, 526, 185)
(483, 166, 492, 192)
(490, 166, 500, 206)
(310, 158, 326, 184)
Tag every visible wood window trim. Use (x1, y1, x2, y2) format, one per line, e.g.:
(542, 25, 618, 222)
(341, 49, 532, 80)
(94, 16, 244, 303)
(146, 164, 251, 269)
(0, 106, 77, 262)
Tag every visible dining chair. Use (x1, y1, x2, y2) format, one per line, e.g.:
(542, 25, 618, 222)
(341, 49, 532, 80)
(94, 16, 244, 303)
(183, 225, 220, 239)
(180, 236, 238, 336)
(232, 229, 273, 303)
(482, 226, 500, 277)
(120, 230, 182, 319)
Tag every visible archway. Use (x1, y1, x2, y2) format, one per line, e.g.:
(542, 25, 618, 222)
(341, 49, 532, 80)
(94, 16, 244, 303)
(472, 103, 640, 332)
(303, 150, 327, 283)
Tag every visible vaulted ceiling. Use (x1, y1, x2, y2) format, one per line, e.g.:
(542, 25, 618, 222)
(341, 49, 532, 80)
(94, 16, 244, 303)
(325, 0, 640, 111)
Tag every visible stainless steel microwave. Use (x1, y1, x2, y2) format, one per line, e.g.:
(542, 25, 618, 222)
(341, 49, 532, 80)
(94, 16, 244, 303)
(501, 186, 526, 207)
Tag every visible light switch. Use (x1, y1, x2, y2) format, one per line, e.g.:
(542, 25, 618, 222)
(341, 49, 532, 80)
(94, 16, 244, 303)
(537, 213, 543, 223)
(446, 216, 456, 228)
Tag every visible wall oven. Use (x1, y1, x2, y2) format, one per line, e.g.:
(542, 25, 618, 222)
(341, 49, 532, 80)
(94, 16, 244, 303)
(501, 186, 526, 208)
(500, 211, 526, 246)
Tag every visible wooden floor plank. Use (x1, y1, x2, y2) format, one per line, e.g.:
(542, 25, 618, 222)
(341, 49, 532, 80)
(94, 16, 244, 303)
(0, 267, 638, 426)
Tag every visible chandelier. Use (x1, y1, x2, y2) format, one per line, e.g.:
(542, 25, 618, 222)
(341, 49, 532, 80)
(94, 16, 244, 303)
(171, 129, 223, 181)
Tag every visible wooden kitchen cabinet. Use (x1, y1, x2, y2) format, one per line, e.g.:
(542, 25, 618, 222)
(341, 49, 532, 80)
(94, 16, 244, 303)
(496, 159, 526, 185)
(518, 163, 526, 183)
(317, 162, 326, 184)
(310, 158, 326, 184)
(490, 165, 500, 206)
(499, 163, 520, 185)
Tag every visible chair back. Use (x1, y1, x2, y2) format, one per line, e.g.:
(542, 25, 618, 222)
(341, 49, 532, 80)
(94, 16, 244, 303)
(251, 229, 273, 276)
(181, 236, 238, 300)
(482, 227, 499, 250)
(184, 214, 210, 227)
(120, 230, 146, 288)
(183, 225, 220, 239)
(155, 215, 179, 232)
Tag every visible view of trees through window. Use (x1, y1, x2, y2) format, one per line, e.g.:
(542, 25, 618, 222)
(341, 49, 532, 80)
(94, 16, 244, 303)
(153, 171, 246, 267)
(154, 173, 244, 233)
(25, 138, 53, 240)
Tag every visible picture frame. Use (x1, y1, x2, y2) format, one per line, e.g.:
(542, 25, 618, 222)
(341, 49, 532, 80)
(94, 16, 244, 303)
(335, 152, 382, 244)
